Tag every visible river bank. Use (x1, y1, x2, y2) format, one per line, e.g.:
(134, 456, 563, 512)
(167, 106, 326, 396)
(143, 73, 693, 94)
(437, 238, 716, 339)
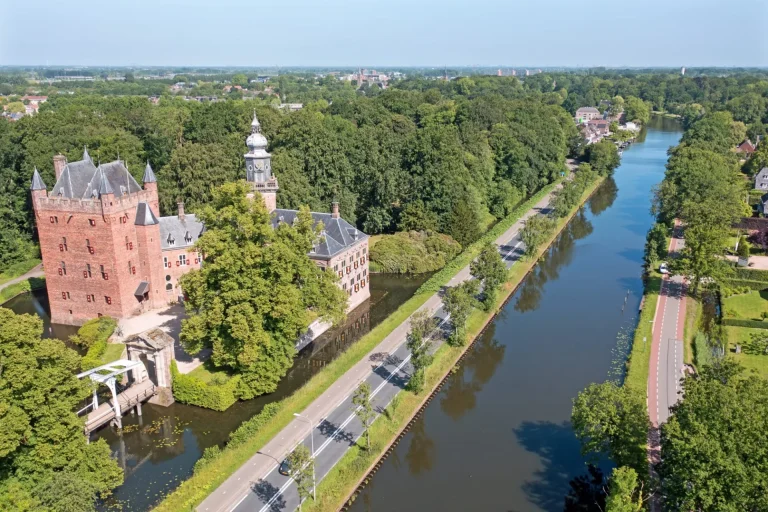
(345, 116, 683, 512)
(317, 177, 607, 512)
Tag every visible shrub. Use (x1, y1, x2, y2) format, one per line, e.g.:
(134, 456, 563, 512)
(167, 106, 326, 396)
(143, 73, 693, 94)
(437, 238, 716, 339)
(193, 445, 222, 474)
(75, 317, 117, 371)
(369, 231, 461, 274)
(71, 316, 117, 347)
(227, 402, 281, 447)
(721, 318, 768, 329)
(170, 361, 241, 411)
(694, 332, 715, 368)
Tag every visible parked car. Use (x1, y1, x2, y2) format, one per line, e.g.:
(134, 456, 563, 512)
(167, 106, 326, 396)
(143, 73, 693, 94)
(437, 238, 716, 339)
(279, 458, 291, 476)
(659, 262, 669, 274)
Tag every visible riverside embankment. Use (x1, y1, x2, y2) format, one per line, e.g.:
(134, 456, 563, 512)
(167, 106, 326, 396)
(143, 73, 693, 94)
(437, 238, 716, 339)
(348, 116, 683, 512)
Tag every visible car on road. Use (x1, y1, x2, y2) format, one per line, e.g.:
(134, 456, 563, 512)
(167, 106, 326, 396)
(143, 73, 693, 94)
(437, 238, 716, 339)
(278, 458, 291, 476)
(659, 262, 669, 274)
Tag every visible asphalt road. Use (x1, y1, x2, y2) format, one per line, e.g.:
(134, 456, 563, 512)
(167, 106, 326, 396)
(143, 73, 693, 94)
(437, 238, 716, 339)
(649, 230, 686, 426)
(231, 219, 537, 512)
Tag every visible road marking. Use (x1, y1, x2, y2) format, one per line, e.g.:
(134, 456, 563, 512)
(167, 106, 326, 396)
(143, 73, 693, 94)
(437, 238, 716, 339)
(242, 315, 451, 512)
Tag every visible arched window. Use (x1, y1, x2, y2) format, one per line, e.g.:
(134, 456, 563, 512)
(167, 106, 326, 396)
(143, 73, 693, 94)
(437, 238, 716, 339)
(166, 283, 173, 293)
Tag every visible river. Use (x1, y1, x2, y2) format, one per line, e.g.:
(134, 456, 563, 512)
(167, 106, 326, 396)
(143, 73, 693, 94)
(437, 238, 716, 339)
(348, 116, 683, 512)
(3, 272, 430, 511)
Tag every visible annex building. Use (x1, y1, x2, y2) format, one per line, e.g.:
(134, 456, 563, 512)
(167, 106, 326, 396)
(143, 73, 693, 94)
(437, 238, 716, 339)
(31, 114, 369, 326)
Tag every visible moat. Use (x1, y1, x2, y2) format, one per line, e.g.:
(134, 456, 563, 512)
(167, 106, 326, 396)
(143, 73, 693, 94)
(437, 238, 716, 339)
(3, 272, 430, 511)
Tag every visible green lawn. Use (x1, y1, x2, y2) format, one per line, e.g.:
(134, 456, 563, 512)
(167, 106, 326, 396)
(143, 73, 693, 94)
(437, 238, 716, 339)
(101, 343, 125, 364)
(624, 275, 661, 393)
(188, 360, 233, 384)
(724, 325, 768, 379)
(722, 290, 768, 321)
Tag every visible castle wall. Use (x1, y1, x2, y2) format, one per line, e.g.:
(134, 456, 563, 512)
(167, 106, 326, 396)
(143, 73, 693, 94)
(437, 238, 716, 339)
(161, 246, 203, 299)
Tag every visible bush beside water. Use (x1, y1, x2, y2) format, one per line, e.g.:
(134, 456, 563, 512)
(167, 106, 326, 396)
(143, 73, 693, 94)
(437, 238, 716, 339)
(370, 231, 461, 274)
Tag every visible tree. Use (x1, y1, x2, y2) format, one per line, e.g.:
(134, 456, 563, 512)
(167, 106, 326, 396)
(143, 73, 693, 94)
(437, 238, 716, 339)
(644, 223, 668, 269)
(623, 96, 650, 124)
(405, 310, 435, 393)
(586, 140, 621, 176)
(398, 200, 439, 232)
(571, 381, 649, 474)
(660, 361, 768, 511)
(443, 280, 479, 346)
(737, 235, 750, 262)
(287, 444, 315, 508)
(605, 466, 644, 512)
(351, 381, 376, 450)
(520, 214, 557, 258)
(470, 243, 507, 310)
(447, 196, 483, 248)
(179, 182, 347, 399)
(33, 471, 97, 512)
(5, 101, 24, 113)
(608, 95, 625, 117)
(0, 309, 123, 508)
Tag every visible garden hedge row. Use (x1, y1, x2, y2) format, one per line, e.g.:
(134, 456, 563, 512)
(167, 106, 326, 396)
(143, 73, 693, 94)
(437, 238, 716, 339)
(731, 268, 768, 283)
(722, 279, 768, 291)
(170, 361, 241, 411)
(721, 318, 768, 329)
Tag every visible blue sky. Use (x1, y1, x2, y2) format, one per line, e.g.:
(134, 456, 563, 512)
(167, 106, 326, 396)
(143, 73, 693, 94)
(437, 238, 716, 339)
(2, 0, 766, 67)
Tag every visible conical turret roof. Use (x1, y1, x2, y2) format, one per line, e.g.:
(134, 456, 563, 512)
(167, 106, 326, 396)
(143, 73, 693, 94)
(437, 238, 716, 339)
(30, 167, 47, 190)
(143, 161, 157, 183)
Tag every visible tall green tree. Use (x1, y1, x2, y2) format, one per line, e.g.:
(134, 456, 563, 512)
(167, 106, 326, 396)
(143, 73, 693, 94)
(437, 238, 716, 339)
(352, 382, 376, 449)
(660, 361, 768, 511)
(605, 466, 644, 512)
(520, 214, 557, 257)
(405, 310, 435, 393)
(623, 96, 651, 124)
(443, 280, 479, 346)
(585, 140, 621, 176)
(287, 444, 315, 508)
(179, 182, 347, 398)
(0, 310, 122, 509)
(571, 381, 649, 475)
(470, 243, 507, 310)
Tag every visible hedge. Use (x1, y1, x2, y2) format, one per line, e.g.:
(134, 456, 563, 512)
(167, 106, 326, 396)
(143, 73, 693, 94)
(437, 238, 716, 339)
(722, 279, 768, 291)
(78, 317, 117, 370)
(731, 268, 768, 282)
(170, 361, 241, 411)
(721, 318, 768, 329)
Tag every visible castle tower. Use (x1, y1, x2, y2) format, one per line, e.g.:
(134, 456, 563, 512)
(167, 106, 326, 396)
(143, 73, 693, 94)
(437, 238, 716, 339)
(142, 161, 160, 214)
(244, 113, 278, 212)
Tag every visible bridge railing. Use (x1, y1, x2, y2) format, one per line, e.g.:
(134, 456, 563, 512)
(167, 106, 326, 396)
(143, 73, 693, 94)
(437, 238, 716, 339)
(83, 385, 158, 428)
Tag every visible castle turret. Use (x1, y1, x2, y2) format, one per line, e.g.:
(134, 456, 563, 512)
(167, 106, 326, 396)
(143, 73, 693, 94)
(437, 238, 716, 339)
(142, 161, 160, 213)
(244, 112, 278, 212)
(30, 167, 47, 210)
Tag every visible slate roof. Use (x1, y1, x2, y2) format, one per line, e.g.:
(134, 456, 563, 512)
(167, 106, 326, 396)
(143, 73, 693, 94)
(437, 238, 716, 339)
(755, 167, 768, 190)
(30, 168, 47, 190)
(134, 202, 160, 226)
(272, 209, 367, 259)
(142, 162, 157, 183)
(50, 156, 142, 200)
(158, 214, 204, 251)
(134, 281, 149, 296)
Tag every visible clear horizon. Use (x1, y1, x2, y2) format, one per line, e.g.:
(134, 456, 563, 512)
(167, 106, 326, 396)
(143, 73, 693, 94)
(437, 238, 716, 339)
(2, 0, 766, 67)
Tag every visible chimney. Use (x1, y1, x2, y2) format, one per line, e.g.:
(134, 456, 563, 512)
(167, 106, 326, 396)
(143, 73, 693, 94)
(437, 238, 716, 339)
(331, 202, 340, 219)
(53, 154, 67, 181)
(177, 201, 185, 221)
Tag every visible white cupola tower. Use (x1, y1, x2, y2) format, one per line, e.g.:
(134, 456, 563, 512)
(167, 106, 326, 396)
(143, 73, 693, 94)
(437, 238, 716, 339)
(244, 112, 278, 211)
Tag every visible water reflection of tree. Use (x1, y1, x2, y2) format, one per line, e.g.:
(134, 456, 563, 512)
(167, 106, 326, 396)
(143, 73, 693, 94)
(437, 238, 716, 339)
(405, 416, 435, 474)
(439, 326, 506, 420)
(587, 178, 618, 217)
(514, 210, 594, 313)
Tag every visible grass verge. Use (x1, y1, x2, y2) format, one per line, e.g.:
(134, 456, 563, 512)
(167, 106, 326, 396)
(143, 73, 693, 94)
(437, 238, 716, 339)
(683, 296, 701, 366)
(0, 276, 46, 304)
(303, 177, 605, 512)
(101, 343, 126, 364)
(153, 180, 564, 511)
(0, 257, 41, 287)
(624, 275, 660, 393)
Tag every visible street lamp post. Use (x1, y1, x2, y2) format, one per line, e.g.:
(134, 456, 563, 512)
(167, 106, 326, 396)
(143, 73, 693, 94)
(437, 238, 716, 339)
(293, 413, 316, 500)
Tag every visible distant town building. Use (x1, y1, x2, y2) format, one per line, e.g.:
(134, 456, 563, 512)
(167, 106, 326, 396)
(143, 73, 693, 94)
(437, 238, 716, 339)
(22, 95, 48, 105)
(279, 103, 303, 112)
(755, 167, 768, 191)
(737, 139, 757, 156)
(681, 67, 686, 75)
(574, 107, 603, 123)
(497, 69, 502, 77)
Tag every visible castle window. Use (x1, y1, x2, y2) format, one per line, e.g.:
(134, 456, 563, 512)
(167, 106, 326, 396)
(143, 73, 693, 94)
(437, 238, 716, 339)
(60, 237, 67, 252)
(166, 283, 173, 293)
(342, 283, 347, 291)
(167, 234, 175, 246)
(89, 219, 96, 226)
(184, 231, 192, 244)
(86, 264, 92, 278)
(363, 269, 367, 277)
(179, 254, 187, 266)
(166, 275, 171, 281)
(60, 261, 66, 276)
(105, 296, 112, 305)
(163, 257, 168, 268)
(363, 247, 367, 255)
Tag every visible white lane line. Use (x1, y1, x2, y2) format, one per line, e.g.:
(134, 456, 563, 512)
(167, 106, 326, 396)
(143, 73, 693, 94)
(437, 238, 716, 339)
(502, 240, 524, 262)
(246, 316, 451, 512)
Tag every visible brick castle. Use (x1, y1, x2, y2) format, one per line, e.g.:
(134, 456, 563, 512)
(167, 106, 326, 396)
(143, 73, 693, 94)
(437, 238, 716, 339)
(31, 114, 369, 326)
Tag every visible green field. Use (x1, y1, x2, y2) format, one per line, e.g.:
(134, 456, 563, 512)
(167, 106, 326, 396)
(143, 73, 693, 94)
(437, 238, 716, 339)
(724, 325, 768, 379)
